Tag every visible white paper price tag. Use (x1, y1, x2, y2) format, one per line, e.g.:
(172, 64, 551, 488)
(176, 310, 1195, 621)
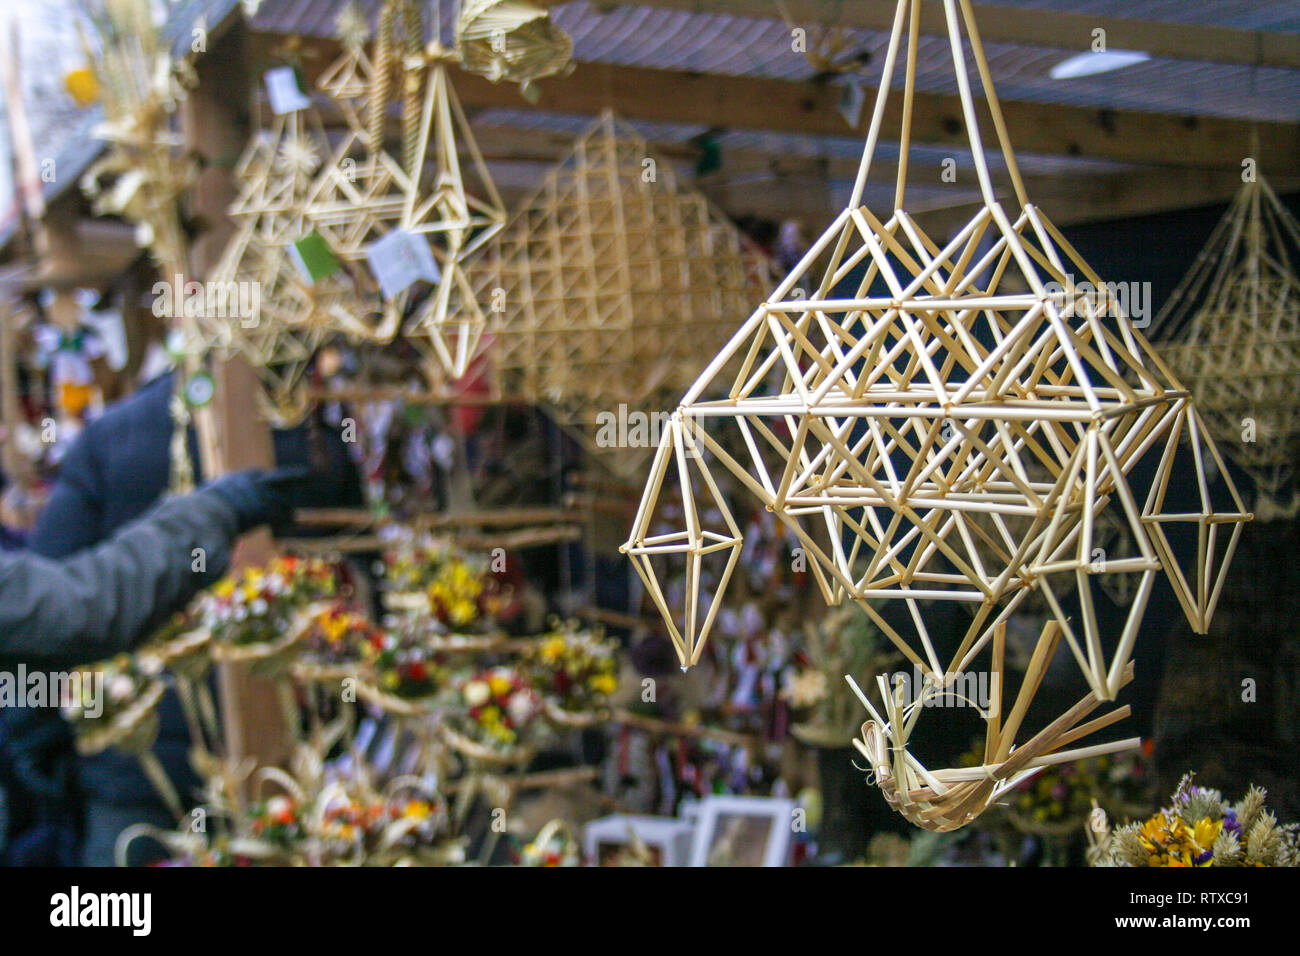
(365, 229, 441, 299)
(265, 66, 312, 115)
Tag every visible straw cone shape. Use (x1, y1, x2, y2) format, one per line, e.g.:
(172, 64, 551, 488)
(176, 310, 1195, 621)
(475, 111, 775, 470)
(623, 0, 1250, 697)
(1157, 175, 1300, 514)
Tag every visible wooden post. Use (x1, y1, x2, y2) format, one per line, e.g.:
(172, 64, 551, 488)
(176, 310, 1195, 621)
(184, 21, 292, 771)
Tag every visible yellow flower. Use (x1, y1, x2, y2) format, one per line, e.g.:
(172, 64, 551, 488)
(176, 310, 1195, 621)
(588, 673, 618, 696)
(319, 612, 349, 644)
(488, 674, 512, 698)
(214, 579, 236, 599)
(1192, 817, 1222, 852)
(540, 636, 567, 663)
(382, 672, 400, 690)
(449, 599, 477, 626)
(480, 705, 502, 725)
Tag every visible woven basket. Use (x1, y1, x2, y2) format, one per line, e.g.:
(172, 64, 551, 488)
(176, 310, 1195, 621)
(542, 699, 608, 730)
(438, 722, 533, 768)
(74, 680, 166, 757)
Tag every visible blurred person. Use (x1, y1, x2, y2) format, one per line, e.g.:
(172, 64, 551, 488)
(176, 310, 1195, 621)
(7, 368, 361, 865)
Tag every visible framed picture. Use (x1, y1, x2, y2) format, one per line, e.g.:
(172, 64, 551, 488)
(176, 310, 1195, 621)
(583, 814, 695, 867)
(688, 795, 796, 867)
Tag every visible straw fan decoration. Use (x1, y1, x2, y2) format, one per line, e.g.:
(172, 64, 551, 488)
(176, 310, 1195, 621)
(621, 0, 1252, 828)
(1155, 172, 1300, 519)
(304, 0, 506, 380)
(474, 111, 776, 469)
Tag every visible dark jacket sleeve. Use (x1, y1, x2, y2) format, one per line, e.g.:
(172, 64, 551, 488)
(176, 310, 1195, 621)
(0, 486, 240, 670)
(26, 433, 107, 558)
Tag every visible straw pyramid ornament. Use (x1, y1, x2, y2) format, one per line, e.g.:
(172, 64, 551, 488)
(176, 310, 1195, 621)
(1156, 174, 1300, 517)
(475, 111, 775, 469)
(622, 0, 1250, 699)
(304, 0, 506, 378)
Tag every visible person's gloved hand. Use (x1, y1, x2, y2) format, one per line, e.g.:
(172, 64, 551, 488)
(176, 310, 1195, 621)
(207, 467, 314, 534)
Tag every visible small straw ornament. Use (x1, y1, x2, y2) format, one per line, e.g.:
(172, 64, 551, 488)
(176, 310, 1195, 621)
(211, 102, 367, 424)
(622, 0, 1251, 699)
(455, 0, 573, 95)
(847, 621, 1139, 831)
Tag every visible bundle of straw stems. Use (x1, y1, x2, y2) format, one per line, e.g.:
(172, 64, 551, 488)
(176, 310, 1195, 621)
(849, 621, 1141, 832)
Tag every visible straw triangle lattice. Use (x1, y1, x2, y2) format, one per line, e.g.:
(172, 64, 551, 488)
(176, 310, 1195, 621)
(304, 0, 506, 378)
(623, 0, 1251, 700)
(1156, 174, 1300, 516)
(474, 111, 775, 471)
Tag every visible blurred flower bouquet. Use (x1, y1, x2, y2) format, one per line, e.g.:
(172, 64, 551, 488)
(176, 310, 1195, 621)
(361, 626, 448, 705)
(520, 820, 581, 867)
(1091, 774, 1299, 867)
(382, 536, 505, 633)
(445, 666, 542, 758)
(200, 556, 339, 660)
(524, 622, 618, 724)
(301, 605, 382, 668)
(61, 653, 164, 756)
(248, 795, 307, 850)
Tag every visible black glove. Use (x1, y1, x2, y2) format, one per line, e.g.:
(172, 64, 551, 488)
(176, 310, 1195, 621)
(207, 467, 314, 534)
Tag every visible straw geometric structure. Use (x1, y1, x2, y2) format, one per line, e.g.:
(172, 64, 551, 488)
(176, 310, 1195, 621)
(622, 0, 1251, 700)
(305, 0, 506, 379)
(1156, 174, 1300, 516)
(212, 107, 365, 423)
(475, 111, 775, 467)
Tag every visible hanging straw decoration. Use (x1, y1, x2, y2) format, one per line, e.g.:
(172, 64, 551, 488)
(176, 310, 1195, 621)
(474, 111, 776, 472)
(622, 0, 1251, 699)
(847, 621, 1140, 831)
(455, 0, 573, 97)
(305, 0, 506, 380)
(1155, 173, 1300, 519)
(211, 95, 369, 425)
(75, 0, 221, 488)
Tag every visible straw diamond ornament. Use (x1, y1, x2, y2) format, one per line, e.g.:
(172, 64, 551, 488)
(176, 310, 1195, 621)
(305, 0, 506, 378)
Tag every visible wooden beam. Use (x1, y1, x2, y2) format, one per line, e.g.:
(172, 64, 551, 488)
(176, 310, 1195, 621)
(252, 33, 1300, 173)
(627, 0, 1300, 72)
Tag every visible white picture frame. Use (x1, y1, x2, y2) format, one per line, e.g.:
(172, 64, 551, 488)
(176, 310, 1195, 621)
(582, 815, 695, 867)
(688, 795, 796, 867)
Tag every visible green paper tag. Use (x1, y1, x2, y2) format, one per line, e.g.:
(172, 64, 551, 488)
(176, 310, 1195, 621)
(290, 232, 341, 284)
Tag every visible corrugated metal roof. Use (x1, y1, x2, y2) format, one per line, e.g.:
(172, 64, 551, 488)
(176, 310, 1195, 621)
(249, 1, 1300, 122)
(4, 0, 1298, 252)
